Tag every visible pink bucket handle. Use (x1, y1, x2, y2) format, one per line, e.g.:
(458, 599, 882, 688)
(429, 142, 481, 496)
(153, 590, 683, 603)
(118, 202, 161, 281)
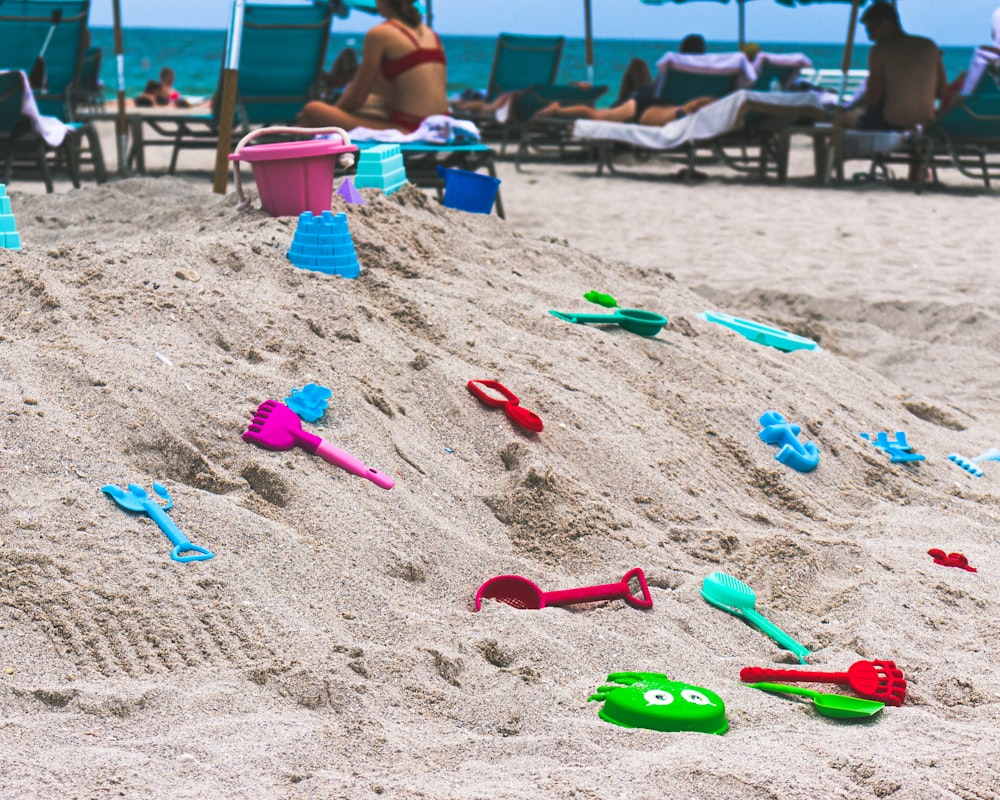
(230, 125, 355, 211)
(541, 567, 653, 610)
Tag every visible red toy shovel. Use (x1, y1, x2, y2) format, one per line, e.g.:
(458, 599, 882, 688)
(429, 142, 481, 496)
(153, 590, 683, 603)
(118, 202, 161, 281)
(740, 660, 906, 706)
(474, 568, 652, 611)
(467, 379, 543, 433)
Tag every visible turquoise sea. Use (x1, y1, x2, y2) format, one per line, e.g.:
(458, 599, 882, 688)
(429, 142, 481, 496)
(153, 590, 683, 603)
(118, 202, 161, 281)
(89, 27, 976, 104)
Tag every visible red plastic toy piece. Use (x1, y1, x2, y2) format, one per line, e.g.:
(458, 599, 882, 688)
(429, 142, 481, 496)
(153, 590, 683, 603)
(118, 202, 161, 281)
(466, 379, 543, 433)
(928, 549, 977, 572)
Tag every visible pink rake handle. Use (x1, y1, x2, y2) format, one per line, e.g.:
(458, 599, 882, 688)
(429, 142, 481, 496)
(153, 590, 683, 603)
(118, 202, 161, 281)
(311, 438, 395, 490)
(542, 567, 653, 610)
(740, 666, 851, 685)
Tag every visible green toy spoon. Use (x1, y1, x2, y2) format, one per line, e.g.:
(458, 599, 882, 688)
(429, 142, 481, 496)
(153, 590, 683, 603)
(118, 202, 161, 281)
(746, 682, 885, 720)
(549, 308, 668, 337)
(701, 572, 810, 664)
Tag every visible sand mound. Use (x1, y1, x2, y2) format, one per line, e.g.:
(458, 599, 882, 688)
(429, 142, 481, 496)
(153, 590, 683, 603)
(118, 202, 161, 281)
(1, 177, 997, 799)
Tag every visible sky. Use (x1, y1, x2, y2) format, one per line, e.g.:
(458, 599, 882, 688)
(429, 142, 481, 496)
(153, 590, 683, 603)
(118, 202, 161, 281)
(89, 1, 1000, 47)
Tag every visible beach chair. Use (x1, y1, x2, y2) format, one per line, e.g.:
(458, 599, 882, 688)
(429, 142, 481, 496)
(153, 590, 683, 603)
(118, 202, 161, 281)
(71, 45, 103, 114)
(0, 68, 106, 191)
(925, 51, 1000, 189)
(121, 1, 334, 174)
(452, 33, 567, 151)
(750, 53, 813, 92)
(0, 0, 90, 119)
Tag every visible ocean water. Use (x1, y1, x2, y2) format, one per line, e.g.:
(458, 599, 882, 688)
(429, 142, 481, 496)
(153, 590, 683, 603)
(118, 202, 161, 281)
(88, 27, 976, 104)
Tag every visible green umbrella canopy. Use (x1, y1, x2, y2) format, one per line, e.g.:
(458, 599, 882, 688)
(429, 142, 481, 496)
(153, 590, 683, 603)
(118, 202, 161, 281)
(332, 0, 428, 20)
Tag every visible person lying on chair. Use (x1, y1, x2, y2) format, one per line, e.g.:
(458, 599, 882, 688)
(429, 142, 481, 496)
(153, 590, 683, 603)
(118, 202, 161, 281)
(533, 34, 715, 126)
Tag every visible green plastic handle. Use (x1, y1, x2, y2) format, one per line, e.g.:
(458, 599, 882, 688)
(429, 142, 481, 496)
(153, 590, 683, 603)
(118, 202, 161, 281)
(549, 310, 623, 325)
(742, 608, 810, 664)
(745, 682, 820, 700)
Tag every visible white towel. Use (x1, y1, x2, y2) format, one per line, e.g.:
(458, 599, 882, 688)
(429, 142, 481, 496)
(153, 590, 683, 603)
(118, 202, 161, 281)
(347, 115, 482, 145)
(961, 47, 1000, 96)
(653, 52, 758, 91)
(1, 69, 73, 148)
(573, 90, 829, 152)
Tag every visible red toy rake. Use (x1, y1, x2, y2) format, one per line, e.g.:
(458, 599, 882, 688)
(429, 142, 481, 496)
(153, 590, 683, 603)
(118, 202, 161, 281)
(740, 660, 906, 706)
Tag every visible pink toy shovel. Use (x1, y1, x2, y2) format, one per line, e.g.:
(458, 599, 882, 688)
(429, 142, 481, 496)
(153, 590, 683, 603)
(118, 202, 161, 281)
(474, 567, 652, 611)
(242, 400, 394, 489)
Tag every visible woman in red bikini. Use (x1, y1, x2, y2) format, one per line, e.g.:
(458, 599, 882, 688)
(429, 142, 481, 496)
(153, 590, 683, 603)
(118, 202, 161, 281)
(297, 0, 447, 133)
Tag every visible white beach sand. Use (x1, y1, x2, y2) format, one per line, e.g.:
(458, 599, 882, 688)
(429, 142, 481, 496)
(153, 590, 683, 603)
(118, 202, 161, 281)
(1, 126, 998, 799)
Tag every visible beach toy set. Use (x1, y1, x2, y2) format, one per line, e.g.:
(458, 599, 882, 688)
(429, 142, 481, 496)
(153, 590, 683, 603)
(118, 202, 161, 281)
(0, 184, 22, 250)
(228, 126, 358, 217)
(474, 568, 652, 612)
(242, 399, 394, 490)
(355, 144, 407, 194)
(287, 211, 360, 277)
(283, 383, 332, 423)
(466, 379, 543, 433)
(102, 482, 214, 563)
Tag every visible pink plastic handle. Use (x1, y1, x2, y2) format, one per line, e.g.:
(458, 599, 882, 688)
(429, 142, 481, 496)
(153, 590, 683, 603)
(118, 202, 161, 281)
(740, 666, 849, 685)
(541, 568, 653, 610)
(314, 440, 395, 490)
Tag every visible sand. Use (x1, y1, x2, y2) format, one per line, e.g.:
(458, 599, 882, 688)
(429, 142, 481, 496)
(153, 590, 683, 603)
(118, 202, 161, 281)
(1, 125, 999, 799)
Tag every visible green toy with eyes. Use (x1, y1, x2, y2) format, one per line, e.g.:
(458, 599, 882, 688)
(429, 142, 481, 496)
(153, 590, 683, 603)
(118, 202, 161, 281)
(588, 672, 728, 735)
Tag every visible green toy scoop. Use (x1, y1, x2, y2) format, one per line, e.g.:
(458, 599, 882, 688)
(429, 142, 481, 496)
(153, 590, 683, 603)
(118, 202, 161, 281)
(746, 682, 885, 720)
(549, 308, 668, 337)
(701, 572, 810, 664)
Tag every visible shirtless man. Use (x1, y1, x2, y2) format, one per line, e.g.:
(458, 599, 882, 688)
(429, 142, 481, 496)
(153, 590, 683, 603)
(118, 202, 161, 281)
(858, 2, 947, 131)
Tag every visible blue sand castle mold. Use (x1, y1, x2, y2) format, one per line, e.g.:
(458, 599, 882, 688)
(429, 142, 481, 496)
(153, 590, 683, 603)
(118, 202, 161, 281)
(699, 311, 817, 353)
(287, 210, 360, 278)
(758, 410, 820, 472)
(0, 184, 22, 251)
(337, 176, 365, 205)
(354, 144, 406, 194)
(860, 431, 926, 463)
(284, 383, 332, 423)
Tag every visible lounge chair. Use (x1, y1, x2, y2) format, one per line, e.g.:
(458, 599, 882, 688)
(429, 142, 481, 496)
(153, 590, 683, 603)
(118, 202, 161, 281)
(750, 52, 813, 92)
(817, 51, 1000, 191)
(71, 45, 104, 114)
(452, 33, 569, 152)
(0, 0, 90, 119)
(0, 68, 107, 191)
(925, 49, 1000, 189)
(103, 1, 334, 174)
(572, 88, 830, 183)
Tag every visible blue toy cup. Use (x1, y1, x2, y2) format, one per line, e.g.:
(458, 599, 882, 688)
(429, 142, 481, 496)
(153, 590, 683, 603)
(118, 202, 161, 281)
(437, 166, 501, 214)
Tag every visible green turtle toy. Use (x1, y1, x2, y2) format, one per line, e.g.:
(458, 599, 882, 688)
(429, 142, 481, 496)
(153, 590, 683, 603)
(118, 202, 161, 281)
(588, 672, 728, 735)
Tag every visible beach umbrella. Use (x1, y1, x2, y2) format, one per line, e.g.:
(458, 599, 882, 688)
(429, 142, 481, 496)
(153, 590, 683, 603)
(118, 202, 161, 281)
(212, 0, 246, 195)
(334, 0, 430, 25)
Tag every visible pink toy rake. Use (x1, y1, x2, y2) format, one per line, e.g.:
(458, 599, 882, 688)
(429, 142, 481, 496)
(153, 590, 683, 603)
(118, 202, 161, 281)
(474, 568, 652, 611)
(242, 400, 394, 489)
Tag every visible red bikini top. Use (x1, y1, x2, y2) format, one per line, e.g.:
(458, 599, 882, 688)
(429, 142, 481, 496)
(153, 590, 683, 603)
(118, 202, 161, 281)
(380, 20, 446, 82)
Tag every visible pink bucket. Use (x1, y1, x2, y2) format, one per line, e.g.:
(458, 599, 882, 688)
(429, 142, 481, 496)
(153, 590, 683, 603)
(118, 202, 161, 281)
(229, 127, 358, 217)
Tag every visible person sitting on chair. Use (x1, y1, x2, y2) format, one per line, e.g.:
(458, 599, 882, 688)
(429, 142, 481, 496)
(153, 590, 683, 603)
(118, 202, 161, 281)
(852, 1, 947, 131)
(297, 0, 447, 132)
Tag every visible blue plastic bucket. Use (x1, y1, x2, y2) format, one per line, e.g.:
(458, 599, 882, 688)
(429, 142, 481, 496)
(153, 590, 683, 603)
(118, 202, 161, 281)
(437, 166, 501, 214)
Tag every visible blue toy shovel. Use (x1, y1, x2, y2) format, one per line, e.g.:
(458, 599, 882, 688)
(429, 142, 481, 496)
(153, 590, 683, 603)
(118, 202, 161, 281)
(102, 482, 214, 563)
